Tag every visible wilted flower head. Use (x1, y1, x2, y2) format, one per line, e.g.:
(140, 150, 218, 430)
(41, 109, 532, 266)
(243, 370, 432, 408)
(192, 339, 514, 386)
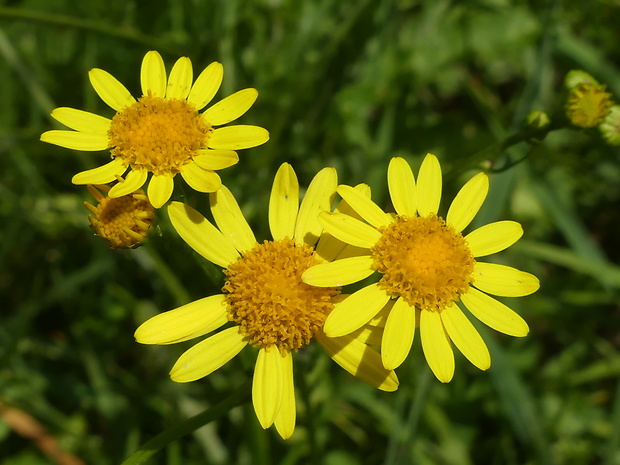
(85, 185, 155, 248)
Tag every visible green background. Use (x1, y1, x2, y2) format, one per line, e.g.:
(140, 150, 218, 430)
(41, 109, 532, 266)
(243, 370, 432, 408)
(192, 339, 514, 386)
(1, 0, 619, 463)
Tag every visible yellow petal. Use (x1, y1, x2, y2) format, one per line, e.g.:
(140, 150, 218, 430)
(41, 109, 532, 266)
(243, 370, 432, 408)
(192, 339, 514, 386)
(420, 310, 454, 383)
(170, 327, 246, 383)
(274, 351, 296, 440)
(88, 68, 136, 112)
(334, 245, 370, 260)
(166, 56, 193, 100)
(193, 150, 239, 170)
(466, 221, 523, 257)
(147, 174, 174, 209)
(336, 185, 391, 229)
(416, 153, 442, 216)
(188, 62, 224, 111)
(388, 157, 417, 216)
(210, 185, 256, 253)
(317, 331, 399, 392)
(167, 201, 240, 268)
(208, 125, 270, 150)
(323, 284, 390, 337)
(253, 346, 284, 429)
(348, 324, 384, 346)
(460, 287, 529, 337)
(446, 172, 489, 233)
(318, 212, 382, 249)
(381, 298, 416, 370)
(315, 183, 371, 262)
(134, 294, 228, 344)
(140, 50, 167, 97)
(108, 169, 148, 198)
(181, 162, 222, 192)
(441, 303, 490, 370)
(302, 255, 374, 287)
(50, 107, 111, 134)
(295, 167, 337, 247)
(473, 262, 540, 297)
(368, 301, 393, 328)
(203, 88, 258, 126)
(71, 158, 127, 185)
(269, 163, 299, 241)
(41, 130, 109, 151)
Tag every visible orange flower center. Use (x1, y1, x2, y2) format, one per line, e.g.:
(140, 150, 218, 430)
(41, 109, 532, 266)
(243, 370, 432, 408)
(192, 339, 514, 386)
(371, 214, 475, 311)
(223, 239, 340, 350)
(108, 94, 211, 175)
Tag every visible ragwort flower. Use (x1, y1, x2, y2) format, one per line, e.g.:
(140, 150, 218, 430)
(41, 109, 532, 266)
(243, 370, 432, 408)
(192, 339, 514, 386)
(41, 51, 269, 208)
(84, 184, 155, 248)
(303, 154, 539, 382)
(135, 163, 398, 439)
(566, 83, 613, 128)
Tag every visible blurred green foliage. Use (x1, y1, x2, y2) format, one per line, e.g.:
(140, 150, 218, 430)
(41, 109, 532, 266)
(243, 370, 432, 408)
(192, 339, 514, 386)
(1, 0, 619, 464)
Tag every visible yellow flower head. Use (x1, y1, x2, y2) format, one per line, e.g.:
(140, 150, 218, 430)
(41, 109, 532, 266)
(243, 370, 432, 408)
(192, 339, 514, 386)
(41, 51, 269, 208)
(303, 154, 540, 383)
(84, 184, 155, 248)
(566, 83, 613, 128)
(134, 163, 398, 439)
(599, 105, 620, 146)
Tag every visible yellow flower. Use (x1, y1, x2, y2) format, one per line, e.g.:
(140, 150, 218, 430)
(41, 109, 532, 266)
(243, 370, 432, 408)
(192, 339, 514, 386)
(599, 105, 620, 146)
(41, 51, 269, 208)
(566, 83, 613, 128)
(303, 154, 539, 383)
(84, 184, 155, 248)
(134, 163, 398, 439)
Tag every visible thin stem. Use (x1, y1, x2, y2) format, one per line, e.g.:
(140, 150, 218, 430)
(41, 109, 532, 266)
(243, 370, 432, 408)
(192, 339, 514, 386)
(136, 244, 191, 306)
(120, 380, 251, 465)
(446, 120, 564, 181)
(384, 367, 433, 465)
(0, 7, 177, 52)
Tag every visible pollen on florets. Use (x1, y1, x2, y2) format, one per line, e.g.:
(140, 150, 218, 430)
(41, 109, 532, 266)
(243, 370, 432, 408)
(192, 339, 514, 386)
(108, 94, 211, 175)
(85, 185, 155, 248)
(371, 214, 475, 311)
(223, 238, 340, 351)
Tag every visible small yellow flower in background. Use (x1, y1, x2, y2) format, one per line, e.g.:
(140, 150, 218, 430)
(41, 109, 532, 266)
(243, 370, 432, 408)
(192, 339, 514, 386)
(599, 105, 620, 146)
(135, 163, 398, 439)
(566, 83, 613, 128)
(84, 185, 155, 248)
(41, 51, 269, 208)
(303, 154, 540, 383)
(564, 71, 613, 129)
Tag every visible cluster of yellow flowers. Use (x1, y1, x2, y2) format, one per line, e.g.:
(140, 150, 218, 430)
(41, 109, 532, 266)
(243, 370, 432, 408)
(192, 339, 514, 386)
(41, 51, 539, 440)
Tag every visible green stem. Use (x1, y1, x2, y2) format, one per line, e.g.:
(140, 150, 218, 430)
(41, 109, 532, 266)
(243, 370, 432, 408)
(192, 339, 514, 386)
(447, 120, 564, 181)
(120, 381, 251, 465)
(0, 7, 177, 52)
(384, 367, 433, 465)
(138, 244, 191, 306)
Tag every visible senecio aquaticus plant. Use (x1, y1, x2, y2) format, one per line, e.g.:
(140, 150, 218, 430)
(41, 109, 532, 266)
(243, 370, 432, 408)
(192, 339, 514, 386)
(41, 50, 540, 441)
